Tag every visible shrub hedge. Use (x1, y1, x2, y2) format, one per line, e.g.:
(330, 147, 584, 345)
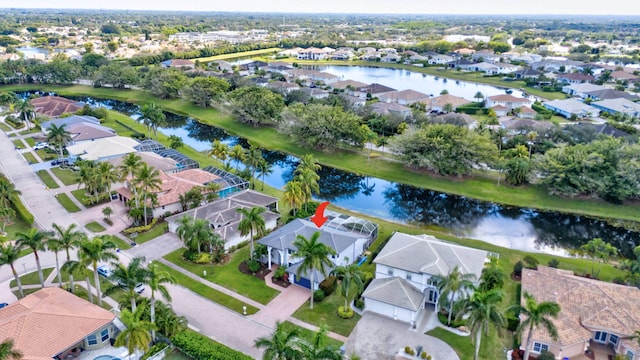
(171, 330, 253, 360)
(319, 275, 337, 296)
(124, 217, 158, 234)
(11, 194, 34, 225)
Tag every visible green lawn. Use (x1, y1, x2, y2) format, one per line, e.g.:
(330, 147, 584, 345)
(18, 127, 39, 135)
(86, 221, 106, 232)
(153, 262, 259, 315)
(281, 321, 344, 349)
(12, 139, 25, 149)
(35, 149, 57, 161)
(194, 48, 281, 63)
(133, 221, 168, 244)
(55, 193, 81, 212)
(12, 288, 39, 297)
(427, 327, 507, 360)
(163, 246, 279, 305)
(37, 170, 60, 188)
(111, 236, 133, 250)
(23, 137, 35, 147)
(23, 152, 38, 164)
(0, 122, 11, 132)
(70, 188, 92, 206)
(50, 167, 79, 186)
(292, 291, 360, 337)
(10, 268, 55, 287)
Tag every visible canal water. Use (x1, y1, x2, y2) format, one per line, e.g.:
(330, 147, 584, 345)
(22, 89, 640, 257)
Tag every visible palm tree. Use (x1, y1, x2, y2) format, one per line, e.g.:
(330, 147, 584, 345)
(236, 207, 266, 260)
(0, 242, 26, 298)
(0, 338, 22, 360)
(229, 144, 246, 173)
(254, 321, 303, 360)
(114, 308, 155, 356)
(256, 159, 273, 191)
(45, 123, 72, 160)
(479, 256, 507, 292)
(282, 180, 304, 217)
(16, 228, 53, 287)
(293, 232, 336, 310)
(147, 261, 175, 341)
(474, 91, 484, 103)
(0, 91, 17, 107)
(208, 139, 229, 167)
(139, 103, 165, 138)
(526, 131, 538, 160)
(118, 153, 142, 208)
(298, 326, 342, 360)
(456, 288, 506, 360)
(94, 161, 119, 201)
(77, 160, 98, 201)
(78, 235, 118, 306)
(245, 145, 263, 190)
(332, 263, 365, 310)
(433, 265, 476, 327)
(294, 155, 321, 212)
(168, 135, 183, 149)
(175, 216, 217, 254)
(51, 223, 83, 293)
(62, 259, 94, 303)
(16, 99, 34, 129)
(579, 238, 618, 278)
(106, 256, 149, 312)
(0, 176, 21, 210)
(509, 292, 560, 360)
(133, 163, 161, 226)
(46, 237, 64, 287)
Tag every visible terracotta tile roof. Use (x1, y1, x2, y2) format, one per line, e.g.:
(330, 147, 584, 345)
(30, 96, 82, 117)
(0, 287, 115, 360)
(521, 266, 640, 352)
(428, 94, 472, 108)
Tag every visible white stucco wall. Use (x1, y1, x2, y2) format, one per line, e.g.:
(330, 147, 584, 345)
(364, 298, 419, 324)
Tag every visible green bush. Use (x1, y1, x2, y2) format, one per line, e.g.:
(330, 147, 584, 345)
(247, 260, 260, 273)
(140, 343, 169, 360)
(354, 298, 364, 310)
(523, 255, 539, 269)
(547, 259, 560, 268)
(404, 346, 411, 354)
(184, 250, 212, 264)
(313, 289, 325, 302)
(319, 275, 337, 296)
(421, 351, 428, 359)
(273, 266, 286, 280)
(537, 350, 555, 360)
(513, 261, 524, 277)
(171, 330, 253, 360)
(11, 194, 34, 225)
(338, 306, 354, 319)
(123, 217, 158, 234)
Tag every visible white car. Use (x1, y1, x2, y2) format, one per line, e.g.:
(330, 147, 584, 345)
(96, 265, 113, 278)
(134, 283, 145, 294)
(34, 142, 49, 150)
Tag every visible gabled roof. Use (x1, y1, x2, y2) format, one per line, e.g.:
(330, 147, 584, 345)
(108, 151, 178, 173)
(374, 232, 488, 278)
(30, 96, 83, 117)
(66, 136, 139, 160)
(40, 115, 101, 131)
(557, 73, 595, 82)
(370, 102, 411, 115)
(427, 94, 472, 108)
(0, 287, 115, 360)
(330, 79, 368, 90)
(66, 122, 116, 142)
(360, 83, 396, 94)
(380, 89, 430, 102)
(362, 277, 425, 311)
(585, 89, 639, 101)
(500, 118, 554, 130)
(488, 94, 531, 103)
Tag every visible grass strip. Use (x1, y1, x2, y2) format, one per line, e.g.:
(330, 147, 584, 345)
(0, 122, 12, 132)
(10, 268, 54, 287)
(23, 137, 35, 147)
(23, 152, 38, 164)
(37, 170, 60, 188)
(427, 326, 506, 360)
(86, 221, 106, 232)
(154, 262, 259, 315)
(12, 139, 25, 149)
(292, 291, 360, 337)
(50, 167, 79, 186)
(55, 193, 81, 213)
(133, 221, 168, 244)
(281, 321, 344, 349)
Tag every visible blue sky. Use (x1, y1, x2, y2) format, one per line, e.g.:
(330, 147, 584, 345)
(6, 0, 640, 15)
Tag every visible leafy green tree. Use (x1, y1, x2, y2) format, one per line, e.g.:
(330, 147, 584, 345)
(457, 288, 506, 360)
(580, 238, 618, 277)
(509, 292, 560, 360)
(168, 135, 183, 149)
(175, 216, 215, 255)
(184, 76, 230, 107)
(293, 231, 336, 310)
(146, 261, 175, 341)
(298, 325, 342, 360)
(0, 92, 17, 107)
(236, 207, 266, 260)
(114, 308, 155, 356)
(94, 62, 139, 89)
(254, 321, 302, 360)
(0, 207, 15, 234)
(0, 242, 26, 298)
(16, 228, 53, 287)
(143, 67, 187, 99)
(45, 124, 72, 160)
(479, 256, 506, 291)
(332, 263, 365, 310)
(78, 235, 118, 306)
(51, 223, 83, 293)
(229, 86, 285, 126)
(433, 265, 476, 326)
(0, 175, 21, 210)
(0, 338, 22, 360)
(105, 256, 149, 312)
(95, 161, 119, 202)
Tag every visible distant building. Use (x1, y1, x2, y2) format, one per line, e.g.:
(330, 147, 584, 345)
(485, 94, 531, 111)
(161, 59, 195, 69)
(31, 96, 83, 117)
(543, 99, 599, 118)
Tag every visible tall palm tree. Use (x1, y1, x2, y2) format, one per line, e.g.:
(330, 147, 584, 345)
(16, 99, 34, 129)
(45, 123, 72, 160)
(133, 163, 161, 226)
(229, 144, 246, 173)
(16, 228, 53, 287)
(118, 153, 142, 208)
(175, 216, 214, 254)
(62, 259, 94, 303)
(298, 326, 342, 360)
(94, 161, 119, 201)
(509, 292, 561, 360)
(77, 235, 118, 306)
(105, 256, 148, 312)
(51, 223, 83, 293)
(236, 207, 266, 260)
(282, 180, 304, 217)
(46, 238, 64, 287)
(0, 338, 22, 360)
(257, 159, 273, 191)
(293, 231, 336, 310)
(139, 103, 165, 138)
(433, 265, 476, 327)
(76, 160, 98, 201)
(147, 261, 175, 341)
(208, 139, 229, 167)
(245, 146, 263, 190)
(332, 263, 365, 310)
(114, 308, 155, 356)
(479, 256, 507, 292)
(294, 155, 321, 212)
(0, 176, 21, 210)
(254, 321, 302, 360)
(0, 242, 26, 298)
(456, 288, 506, 360)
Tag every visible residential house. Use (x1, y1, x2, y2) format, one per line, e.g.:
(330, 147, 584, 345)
(610, 70, 640, 84)
(380, 53, 400, 63)
(485, 94, 532, 111)
(356, 83, 397, 99)
(471, 50, 500, 63)
(108, 151, 179, 174)
(370, 102, 412, 118)
(277, 48, 302, 58)
(514, 67, 543, 80)
(267, 81, 301, 94)
(212, 60, 234, 72)
(543, 99, 599, 118)
(561, 83, 608, 98)
(166, 189, 279, 249)
(267, 61, 294, 72)
(428, 54, 455, 65)
(531, 59, 585, 73)
(31, 96, 83, 117)
(447, 58, 477, 70)
(66, 136, 139, 161)
(258, 212, 378, 289)
(64, 122, 117, 144)
(471, 62, 519, 75)
(555, 73, 595, 84)
(491, 105, 510, 117)
(500, 118, 554, 134)
(296, 47, 329, 60)
(454, 48, 476, 56)
(40, 115, 101, 132)
(339, 94, 366, 108)
(520, 266, 640, 360)
(160, 59, 195, 69)
(298, 87, 330, 100)
(583, 89, 640, 101)
(573, 123, 631, 138)
(516, 106, 537, 119)
(378, 89, 430, 105)
(331, 50, 354, 60)
(285, 69, 340, 85)
(425, 94, 472, 112)
(0, 287, 117, 360)
(590, 98, 640, 118)
(362, 232, 488, 326)
(360, 51, 380, 62)
(330, 80, 369, 93)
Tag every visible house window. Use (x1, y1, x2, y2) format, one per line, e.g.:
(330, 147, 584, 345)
(387, 269, 394, 276)
(626, 350, 634, 360)
(609, 334, 619, 345)
(100, 329, 109, 342)
(532, 342, 548, 353)
(595, 331, 608, 343)
(406, 274, 412, 281)
(87, 334, 97, 346)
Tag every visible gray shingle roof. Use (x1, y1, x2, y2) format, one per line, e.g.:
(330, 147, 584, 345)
(374, 232, 488, 278)
(362, 277, 425, 311)
(257, 218, 363, 253)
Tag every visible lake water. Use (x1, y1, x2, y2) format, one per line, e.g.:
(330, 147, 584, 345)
(23, 88, 640, 257)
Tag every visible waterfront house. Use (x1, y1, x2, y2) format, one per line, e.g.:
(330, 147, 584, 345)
(590, 98, 640, 118)
(378, 89, 430, 105)
(355, 83, 397, 99)
(370, 102, 412, 118)
(425, 94, 471, 112)
(556, 73, 595, 84)
(514, 67, 542, 80)
(160, 59, 195, 69)
(31, 96, 83, 117)
(583, 89, 640, 101)
(485, 94, 531, 111)
(561, 83, 608, 98)
(543, 98, 599, 118)
(267, 81, 301, 94)
(330, 79, 369, 93)
(66, 136, 139, 161)
(428, 54, 455, 65)
(40, 115, 101, 132)
(520, 266, 640, 360)
(362, 232, 487, 327)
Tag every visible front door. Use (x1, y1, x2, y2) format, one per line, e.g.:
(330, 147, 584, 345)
(427, 289, 438, 305)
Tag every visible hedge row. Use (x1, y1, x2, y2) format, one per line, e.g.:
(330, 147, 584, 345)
(531, 103, 552, 114)
(171, 330, 253, 360)
(11, 194, 34, 225)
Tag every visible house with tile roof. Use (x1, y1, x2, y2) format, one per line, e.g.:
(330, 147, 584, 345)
(424, 94, 472, 112)
(362, 232, 488, 326)
(561, 83, 608, 98)
(520, 266, 640, 360)
(160, 59, 195, 69)
(30, 96, 83, 117)
(0, 287, 116, 360)
(485, 94, 532, 111)
(370, 102, 412, 118)
(378, 89, 430, 106)
(583, 89, 640, 101)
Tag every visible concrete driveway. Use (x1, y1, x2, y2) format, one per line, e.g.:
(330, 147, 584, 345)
(344, 312, 460, 360)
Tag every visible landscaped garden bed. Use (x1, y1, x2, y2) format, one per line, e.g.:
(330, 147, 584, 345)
(238, 259, 271, 280)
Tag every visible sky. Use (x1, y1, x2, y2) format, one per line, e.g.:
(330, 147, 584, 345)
(6, 0, 640, 15)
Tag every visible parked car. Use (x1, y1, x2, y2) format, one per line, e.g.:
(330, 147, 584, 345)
(96, 265, 113, 278)
(50, 159, 70, 166)
(34, 142, 49, 150)
(0, 302, 8, 309)
(134, 283, 145, 294)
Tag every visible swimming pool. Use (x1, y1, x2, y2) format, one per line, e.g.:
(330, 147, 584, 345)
(93, 356, 121, 360)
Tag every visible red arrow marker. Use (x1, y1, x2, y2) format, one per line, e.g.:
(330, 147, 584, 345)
(310, 201, 330, 228)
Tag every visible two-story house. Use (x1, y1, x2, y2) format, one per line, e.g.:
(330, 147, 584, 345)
(485, 94, 532, 111)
